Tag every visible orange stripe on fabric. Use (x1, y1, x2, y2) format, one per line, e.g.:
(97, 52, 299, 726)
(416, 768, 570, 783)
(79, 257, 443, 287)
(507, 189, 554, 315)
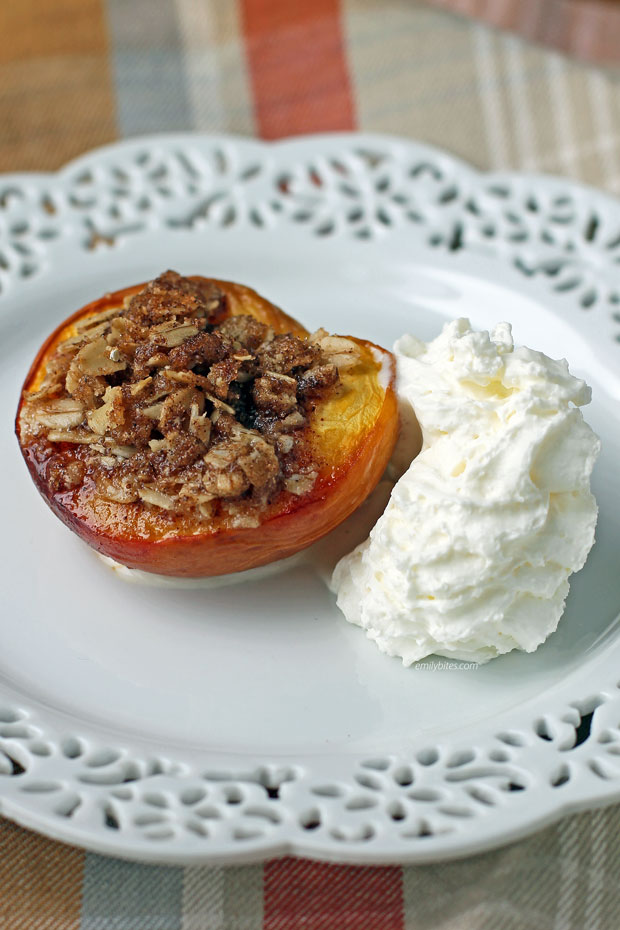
(0, 819, 84, 930)
(263, 858, 403, 930)
(0, 0, 107, 62)
(0, 0, 117, 170)
(240, 0, 355, 138)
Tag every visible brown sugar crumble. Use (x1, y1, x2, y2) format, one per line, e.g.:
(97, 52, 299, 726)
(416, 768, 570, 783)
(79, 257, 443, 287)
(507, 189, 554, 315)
(20, 271, 361, 527)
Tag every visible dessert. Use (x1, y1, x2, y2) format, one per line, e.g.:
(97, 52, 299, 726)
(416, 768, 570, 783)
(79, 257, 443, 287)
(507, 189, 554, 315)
(332, 318, 600, 664)
(16, 271, 398, 577)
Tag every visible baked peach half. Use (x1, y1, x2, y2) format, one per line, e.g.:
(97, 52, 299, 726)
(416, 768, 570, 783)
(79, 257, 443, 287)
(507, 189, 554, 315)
(16, 271, 398, 577)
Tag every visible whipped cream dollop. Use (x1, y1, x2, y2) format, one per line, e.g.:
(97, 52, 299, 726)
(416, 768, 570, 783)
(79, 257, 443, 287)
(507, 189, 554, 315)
(331, 318, 600, 664)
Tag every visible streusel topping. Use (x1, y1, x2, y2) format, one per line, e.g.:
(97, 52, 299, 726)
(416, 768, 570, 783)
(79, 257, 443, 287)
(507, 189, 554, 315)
(20, 271, 360, 526)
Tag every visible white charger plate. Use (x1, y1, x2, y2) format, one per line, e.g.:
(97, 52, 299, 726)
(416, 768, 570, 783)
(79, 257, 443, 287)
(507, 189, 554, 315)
(1, 133, 620, 865)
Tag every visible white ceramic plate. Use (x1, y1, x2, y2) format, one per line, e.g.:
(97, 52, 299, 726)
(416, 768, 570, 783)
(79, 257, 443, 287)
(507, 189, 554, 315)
(1, 133, 620, 865)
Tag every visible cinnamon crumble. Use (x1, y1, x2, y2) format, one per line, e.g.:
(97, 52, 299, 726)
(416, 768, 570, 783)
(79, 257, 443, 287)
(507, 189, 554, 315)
(20, 271, 360, 527)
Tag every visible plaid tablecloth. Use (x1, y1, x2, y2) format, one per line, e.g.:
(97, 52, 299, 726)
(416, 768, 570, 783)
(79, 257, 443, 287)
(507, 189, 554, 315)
(2, 1, 620, 927)
(429, 0, 620, 68)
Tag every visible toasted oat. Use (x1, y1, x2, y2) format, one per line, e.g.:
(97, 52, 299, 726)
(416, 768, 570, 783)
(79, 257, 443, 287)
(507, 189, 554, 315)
(272, 411, 306, 432)
(159, 387, 197, 434)
(265, 370, 297, 384)
(73, 336, 127, 377)
(87, 386, 122, 435)
(129, 377, 153, 396)
(148, 438, 169, 453)
(203, 393, 235, 414)
(47, 429, 100, 443)
(138, 487, 175, 509)
(157, 323, 200, 348)
(144, 353, 168, 368)
(285, 471, 317, 496)
(100, 482, 139, 503)
(141, 402, 164, 420)
(32, 397, 84, 429)
(75, 306, 121, 330)
(107, 444, 137, 459)
(313, 334, 360, 369)
(62, 322, 110, 347)
(189, 402, 211, 445)
(86, 405, 110, 436)
(198, 500, 215, 518)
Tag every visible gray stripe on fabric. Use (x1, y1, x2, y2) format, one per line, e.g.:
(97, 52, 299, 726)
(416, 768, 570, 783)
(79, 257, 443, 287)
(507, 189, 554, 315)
(223, 866, 264, 929)
(105, 0, 193, 135)
(180, 864, 264, 928)
(81, 852, 184, 929)
(181, 867, 225, 930)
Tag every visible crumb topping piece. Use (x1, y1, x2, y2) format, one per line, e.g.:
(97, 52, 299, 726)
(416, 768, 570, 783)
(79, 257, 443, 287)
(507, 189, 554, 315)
(21, 271, 360, 524)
